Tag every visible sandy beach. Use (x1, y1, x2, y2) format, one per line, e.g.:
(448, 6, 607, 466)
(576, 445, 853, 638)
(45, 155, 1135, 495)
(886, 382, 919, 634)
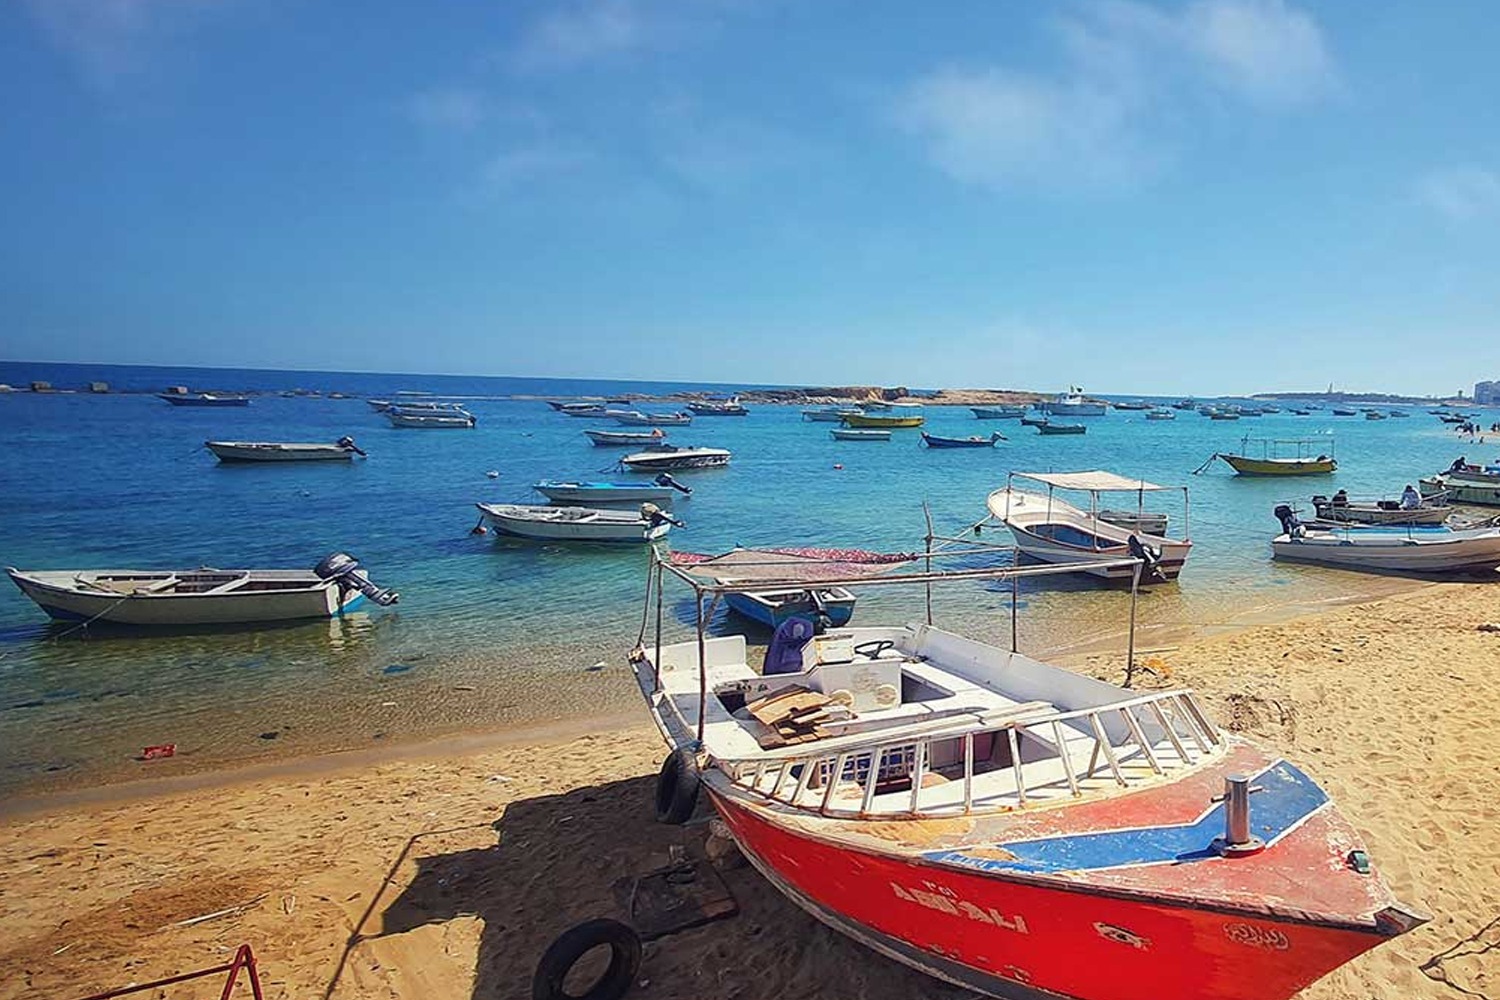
(2, 582, 1497, 1000)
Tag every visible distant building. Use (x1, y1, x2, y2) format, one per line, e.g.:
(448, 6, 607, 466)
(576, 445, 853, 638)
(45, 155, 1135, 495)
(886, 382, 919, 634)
(1476, 381, 1500, 405)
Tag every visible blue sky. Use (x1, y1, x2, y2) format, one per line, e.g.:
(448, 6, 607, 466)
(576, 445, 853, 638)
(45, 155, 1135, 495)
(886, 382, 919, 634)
(1, 1, 1497, 395)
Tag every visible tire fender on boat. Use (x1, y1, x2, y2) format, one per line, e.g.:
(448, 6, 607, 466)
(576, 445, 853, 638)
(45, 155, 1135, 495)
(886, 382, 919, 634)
(532, 918, 641, 1000)
(654, 748, 700, 825)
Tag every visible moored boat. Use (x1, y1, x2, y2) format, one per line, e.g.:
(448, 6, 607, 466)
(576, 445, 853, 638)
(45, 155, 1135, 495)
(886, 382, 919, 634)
(970, 405, 1027, 419)
(1311, 492, 1450, 526)
(1272, 506, 1500, 574)
(1112, 400, 1152, 410)
(1019, 414, 1048, 427)
(830, 428, 890, 441)
(6, 552, 398, 626)
(158, 392, 250, 407)
(206, 437, 366, 462)
(1419, 460, 1500, 506)
(386, 407, 476, 428)
(584, 428, 667, 447)
(614, 410, 693, 426)
(987, 470, 1193, 581)
(1205, 436, 1336, 476)
(922, 431, 1004, 448)
(803, 407, 862, 422)
(532, 475, 691, 504)
(722, 586, 857, 629)
(620, 445, 731, 472)
(1038, 386, 1107, 416)
(686, 398, 749, 416)
(842, 411, 925, 429)
(1144, 408, 1176, 420)
(477, 502, 679, 542)
(629, 549, 1425, 1000)
(1036, 421, 1086, 435)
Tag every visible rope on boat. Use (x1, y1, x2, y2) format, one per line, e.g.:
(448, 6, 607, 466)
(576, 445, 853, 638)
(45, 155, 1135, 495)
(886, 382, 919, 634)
(50, 592, 137, 641)
(1191, 453, 1220, 475)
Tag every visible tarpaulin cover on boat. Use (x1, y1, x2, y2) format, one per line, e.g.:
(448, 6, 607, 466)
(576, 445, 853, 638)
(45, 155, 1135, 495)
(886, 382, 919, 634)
(1012, 470, 1172, 492)
(668, 547, 916, 583)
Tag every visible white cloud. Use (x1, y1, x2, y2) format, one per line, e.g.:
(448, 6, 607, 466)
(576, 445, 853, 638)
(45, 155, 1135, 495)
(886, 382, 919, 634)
(404, 88, 488, 131)
(485, 144, 592, 187)
(511, 0, 646, 72)
(895, 0, 1336, 192)
(23, 0, 224, 88)
(1417, 167, 1500, 222)
(1179, 0, 1337, 107)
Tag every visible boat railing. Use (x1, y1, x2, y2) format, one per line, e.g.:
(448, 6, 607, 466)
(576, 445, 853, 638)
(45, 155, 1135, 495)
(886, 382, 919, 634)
(714, 688, 1222, 819)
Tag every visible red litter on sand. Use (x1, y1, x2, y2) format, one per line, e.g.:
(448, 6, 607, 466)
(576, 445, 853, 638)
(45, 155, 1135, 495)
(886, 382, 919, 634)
(141, 744, 176, 761)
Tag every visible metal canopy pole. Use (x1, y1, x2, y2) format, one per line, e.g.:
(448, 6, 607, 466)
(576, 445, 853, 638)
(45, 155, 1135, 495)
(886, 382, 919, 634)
(923, 501, 935, 626)
(1125, 559, 1142, 687)
(695, 580, 708, 745)
(653, 557, 665, 691)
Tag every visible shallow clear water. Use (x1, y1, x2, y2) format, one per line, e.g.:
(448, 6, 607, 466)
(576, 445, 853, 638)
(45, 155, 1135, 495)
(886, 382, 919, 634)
(0, 363, 1491, 797)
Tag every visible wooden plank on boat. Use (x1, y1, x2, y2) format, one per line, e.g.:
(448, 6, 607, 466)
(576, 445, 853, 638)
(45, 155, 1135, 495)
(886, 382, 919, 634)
(746, 685, 828, 726)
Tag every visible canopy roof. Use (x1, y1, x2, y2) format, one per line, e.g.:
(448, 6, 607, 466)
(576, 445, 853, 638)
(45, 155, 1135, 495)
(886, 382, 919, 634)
(669, 546, 917, 583)
(1011, 470, 1175, 493)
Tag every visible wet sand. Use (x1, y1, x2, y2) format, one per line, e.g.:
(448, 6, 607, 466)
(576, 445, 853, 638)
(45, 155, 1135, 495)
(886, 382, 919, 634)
(2, 582, 1497, 1000)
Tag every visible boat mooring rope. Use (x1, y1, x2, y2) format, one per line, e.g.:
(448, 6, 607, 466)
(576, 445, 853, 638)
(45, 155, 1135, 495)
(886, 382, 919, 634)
(1191, 453, 1220, 475)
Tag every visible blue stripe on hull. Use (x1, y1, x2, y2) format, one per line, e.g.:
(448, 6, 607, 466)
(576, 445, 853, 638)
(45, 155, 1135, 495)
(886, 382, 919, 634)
(925, 760, 1326, 874)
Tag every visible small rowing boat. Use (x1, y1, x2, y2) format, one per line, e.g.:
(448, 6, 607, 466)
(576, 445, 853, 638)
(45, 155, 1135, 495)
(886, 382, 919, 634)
(970, 405, 1027, 419)
(386, 407, 476, 428)
(1311, 492, 1451, 526)
(532, 474, 691, 504)
(1205, 436, 1336, 476)
(686, 398, 749, 416)
(1036, 421, 1086, 435)
(1272, 506, 1500, 574)
(723, 586, 857, 629)
(206, 437, 366, 463)
(1420, 461, 1500, 506)
(6, 552, 398, 626)
(584, 428, 668, 447)
(476, 502, 680, 543)
(842, 411, 924, 429)
(921, 431, 1004, 448)
(802, 407, 862, 422)
(159, 392, 250, 407)
(614, 410, 693, 426)
(1145, 409, 1176, 420)
(830, 428, 890, 441)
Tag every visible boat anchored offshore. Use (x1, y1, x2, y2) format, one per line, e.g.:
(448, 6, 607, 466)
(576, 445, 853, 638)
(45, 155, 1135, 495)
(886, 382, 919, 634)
(1036, 421, 1086, 435)
(6, 552, 398, 626)
(386, 406, 476, 428)
(619, 445, 731, 472)
(986, 470, 1193, 581)
(614, 410, 693, 427)
(476, 502, 681, 543)
(158, 392, 250, 407)
(686, 398, 749, 416)
(628, 547, 1425, 1000)
(922, 431, 1005, 449)
(205, 437, 366, 463)
(532, 474, 691, 505)
(842, 409, 924, 429)
(970, 405, 1027, 419)
(1038, 386, 1107, 416)
(1272, 506, 1500, 574)
(803, 407, 862, 422)
(1200, 436, 1336, 476)
(584, 428, 667, 447)
(830, 428, 891, 441)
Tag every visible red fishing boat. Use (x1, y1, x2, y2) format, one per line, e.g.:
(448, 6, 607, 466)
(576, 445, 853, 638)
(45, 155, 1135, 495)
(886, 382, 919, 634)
(629, 547, 1426, 1000)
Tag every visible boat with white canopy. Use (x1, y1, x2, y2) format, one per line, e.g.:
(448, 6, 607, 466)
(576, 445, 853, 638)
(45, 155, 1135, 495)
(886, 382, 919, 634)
(623, 545, 1424, 1000)
(985, 470, 1193, 581)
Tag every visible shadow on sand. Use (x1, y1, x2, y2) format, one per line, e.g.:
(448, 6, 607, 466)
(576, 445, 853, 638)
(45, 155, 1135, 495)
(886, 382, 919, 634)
(343, 774, 972, 1000)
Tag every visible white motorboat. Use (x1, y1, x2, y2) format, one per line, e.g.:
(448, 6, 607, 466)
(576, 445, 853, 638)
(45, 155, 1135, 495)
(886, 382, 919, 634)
(970, 405, 1027, 419)
(802, 407, 862, 422)
(206, 437, 366, 463)
(1271, 506, 1500, 574)
(686, 398, 749, 416)
(830, 428, 891, 441)
(1420, 462, 1500, 507)
(1038, 387, 1107, 417)
(476, 502, 679, 543)
(1145, 409, 1176, 421)
(987, 471, 1193, 581)
(620, 446, 731, 472)
(386, 407, 476, 428)
(533, 475, 691, 504)
(5, 552, 398, 626)
(613, 410, 693, 426)
(1311, 493, 1451, 526)
(584, 428, 667, 447)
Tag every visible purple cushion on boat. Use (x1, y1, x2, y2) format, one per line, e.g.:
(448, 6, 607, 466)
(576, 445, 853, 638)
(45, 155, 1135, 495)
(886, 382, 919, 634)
(763, 617, 815, 675)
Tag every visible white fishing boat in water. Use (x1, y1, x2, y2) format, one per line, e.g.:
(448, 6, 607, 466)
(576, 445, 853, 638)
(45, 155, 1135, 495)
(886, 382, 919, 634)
(1420, 460, 1500, 506)
(830, 428, 890, 441)
(206, 437, 366, 463)
(614, 410, 693, 426)
(1311, 491, 1451, 526)
(620, 446, 731, 472)
(476, 502, 680, 542)
(386, 407, 476, 428)
(584, 428, 668, 447)
(1272, 506, 1500, 574)
(802, 407, 862, 422)
(6, 552, 398, 626)
(1038, 387, 1107, 417)
(986, 470, 1193, 581)
(532, 475, 691, 504)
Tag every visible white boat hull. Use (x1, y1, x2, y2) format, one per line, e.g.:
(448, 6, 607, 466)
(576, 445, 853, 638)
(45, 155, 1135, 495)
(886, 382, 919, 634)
(620, 448, 730, 471)
(387, 411, 475, 428)
(477, 503, 671, 542)
(206, 442, 357, 462)
(533, 482, 678, 503)
(1272, 529, 1500, 573)
(7, 569, 355, 625)
(990, 489, 1191, 580)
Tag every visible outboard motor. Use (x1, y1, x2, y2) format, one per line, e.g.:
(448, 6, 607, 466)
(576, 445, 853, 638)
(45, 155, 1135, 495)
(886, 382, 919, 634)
(313, 551, 400, 607)
(1126, 534, 1165, 582)
(652, 472, 692, 497)
(764, 617, 816, 675)
(1273, 504, 1306, 539)
(336, 435, 367, 456)
(640, 502, 685, 529)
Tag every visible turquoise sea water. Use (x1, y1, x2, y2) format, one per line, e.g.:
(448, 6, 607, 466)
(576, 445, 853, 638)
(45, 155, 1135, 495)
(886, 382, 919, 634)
(0, 362, 1492, 799)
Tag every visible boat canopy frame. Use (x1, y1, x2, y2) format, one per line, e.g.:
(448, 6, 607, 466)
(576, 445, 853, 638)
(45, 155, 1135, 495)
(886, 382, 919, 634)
(990, 469, 1192, 544)
(634, 533, 1151, 745)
